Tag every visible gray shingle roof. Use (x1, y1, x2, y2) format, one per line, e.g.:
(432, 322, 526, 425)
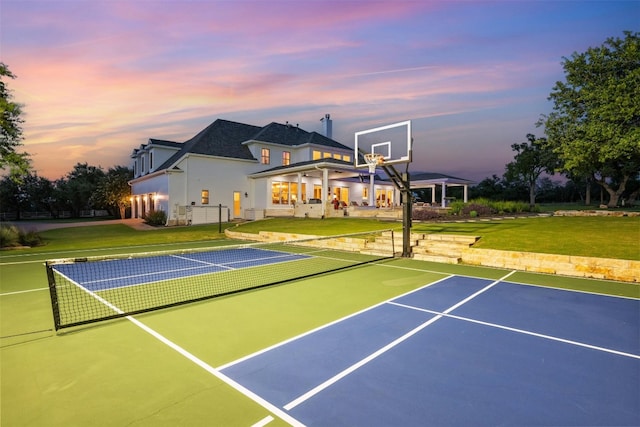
(155, 119, 261, 171)
(250, 122, 350, 150)
(152, 118, 351, 172)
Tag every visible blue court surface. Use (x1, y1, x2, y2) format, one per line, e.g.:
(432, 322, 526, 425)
(53, 247, 310, 291)
(219, 274, 640, 426)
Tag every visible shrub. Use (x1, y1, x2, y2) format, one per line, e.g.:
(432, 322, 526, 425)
(0, 225, 44, 248)
(0, 225, 20, 247)
(143, 210, 167, 226)
(461, 203, 495, 217)
(448, 200, 465, 215)
(20, 230, 44, 247)
(412, 208, 446, 221)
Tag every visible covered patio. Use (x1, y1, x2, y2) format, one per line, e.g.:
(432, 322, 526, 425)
(409, 172, 475, 208)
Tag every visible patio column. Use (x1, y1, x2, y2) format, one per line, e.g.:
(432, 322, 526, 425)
(322, 168, 328, 217)
(463, 184, 468, 203)
(297, 173, 303, 203)
(441, 183, 447, 208)
(431, 185, 436, 205)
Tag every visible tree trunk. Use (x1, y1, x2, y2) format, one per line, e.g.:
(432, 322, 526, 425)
(596, 175, 628, 208)
(529, 183, 536, 207)
(585, 178, 591, 205)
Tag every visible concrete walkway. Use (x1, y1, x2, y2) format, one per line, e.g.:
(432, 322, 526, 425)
(6, 218, 157, 232)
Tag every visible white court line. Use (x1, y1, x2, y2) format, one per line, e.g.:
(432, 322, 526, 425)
(282, 270, 517, 411)
(57, 272, 305, 427)
(390, 301, 640, 360)
(252, 415, 274, 427)
(217, 274, 455, 371)
(0, 287, 48, 296)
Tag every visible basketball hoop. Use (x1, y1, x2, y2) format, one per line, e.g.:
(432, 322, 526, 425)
(364, 153, 384, 174)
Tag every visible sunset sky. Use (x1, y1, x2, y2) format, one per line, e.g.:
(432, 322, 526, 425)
(1, 0, 637, 181)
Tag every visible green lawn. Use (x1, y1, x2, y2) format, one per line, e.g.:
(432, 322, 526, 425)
(3, 215, 638, 261)
(412, 216, 640, 260)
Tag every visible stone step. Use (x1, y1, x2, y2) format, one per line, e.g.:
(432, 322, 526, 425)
(412, 253, 461, 264)
(380, 231, 426, 240)
(424, 234, 479, 245)
(416, 240, 470, 251)
(412, 246, 465, 258)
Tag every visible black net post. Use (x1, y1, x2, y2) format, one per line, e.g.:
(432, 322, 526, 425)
(45, 261, 62, 331)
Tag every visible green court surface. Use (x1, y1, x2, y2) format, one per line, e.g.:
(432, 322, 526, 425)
(1, 242, 638, 426)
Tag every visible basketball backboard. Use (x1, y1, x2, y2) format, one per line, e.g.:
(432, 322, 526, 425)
(354, 120, 412, 169)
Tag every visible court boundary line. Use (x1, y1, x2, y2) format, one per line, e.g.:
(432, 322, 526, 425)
(376, 263, 640, 299)
(389, 302, 640, 360)
(282, 270, 517, 410)
(0, 287, 48, 296)
(216, 273, 457, 371)
(0, 239, 239, 263)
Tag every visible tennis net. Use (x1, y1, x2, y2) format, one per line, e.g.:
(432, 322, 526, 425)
(45, 230, 395, 330)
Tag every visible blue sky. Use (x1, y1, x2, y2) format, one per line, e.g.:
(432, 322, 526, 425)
(1, 0, 638, 181)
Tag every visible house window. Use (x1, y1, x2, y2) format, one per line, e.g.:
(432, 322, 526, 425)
(201, 190, 209, 205)
(261, 148, 270, 164)
(271, 182, 289, 204)
(282, 151, 290, 166)
(323, 152, 332, 158)
(313, 185, 322, 199)
(333, 153, 341, 160)
(141, 157, 145, 173)
(343, 154, 351, 162)
(312, 150, 321, 160)
(149, 152, 153, 170)
(272, 181, 306, 204)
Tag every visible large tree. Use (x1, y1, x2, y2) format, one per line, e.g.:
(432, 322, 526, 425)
(540, 31, 640, 207)
(57, 163, 106, 217)
(0, 63, 29, 173)
(92, 166, 133, 219)
(504, 134, 559, 207)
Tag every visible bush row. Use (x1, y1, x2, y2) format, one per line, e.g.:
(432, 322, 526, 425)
(412, 198, 539, 221)
(143, 210, 167, 226)
(0, 225, 44, 248)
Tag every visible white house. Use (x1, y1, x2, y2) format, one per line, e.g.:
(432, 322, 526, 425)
(129, 116, 399, 225)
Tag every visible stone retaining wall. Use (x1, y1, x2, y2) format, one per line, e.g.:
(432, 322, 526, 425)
(461, 248, 639, 283)
(225, 229, 639, 283)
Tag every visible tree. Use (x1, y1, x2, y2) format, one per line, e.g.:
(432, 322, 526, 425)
(93, 166, 133, 219)
(504, 134, 559, 207)
(57, 163, 106, 217)
(0, 63, 29, 173)
(469, 175, 505, 200)
(540, 31, 640, 207)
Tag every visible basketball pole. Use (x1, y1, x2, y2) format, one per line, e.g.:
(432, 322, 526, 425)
(381, 163, 412, 257)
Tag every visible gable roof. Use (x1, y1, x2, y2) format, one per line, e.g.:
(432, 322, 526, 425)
(249, 122, 350, 150)
(148, 138, 182, 148)
(155, 119, 261, 170)
(152, 118, 351, 173)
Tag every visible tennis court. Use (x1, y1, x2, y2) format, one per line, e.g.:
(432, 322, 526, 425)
(1, 239, 639, 426)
